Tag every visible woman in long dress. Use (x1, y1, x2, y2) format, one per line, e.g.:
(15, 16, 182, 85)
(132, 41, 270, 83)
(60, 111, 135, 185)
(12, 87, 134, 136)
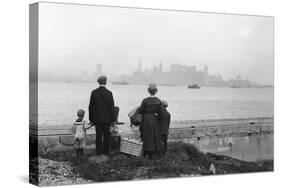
(139, 83, 163, 157)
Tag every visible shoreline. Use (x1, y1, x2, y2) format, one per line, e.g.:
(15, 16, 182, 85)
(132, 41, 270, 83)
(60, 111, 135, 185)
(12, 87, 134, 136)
(37, 81, 274, 88)
(31, 142, 273, 186)
(30, 117, 273, 162)
(30, 117, 274, 186)
(34, 116, 274, 128)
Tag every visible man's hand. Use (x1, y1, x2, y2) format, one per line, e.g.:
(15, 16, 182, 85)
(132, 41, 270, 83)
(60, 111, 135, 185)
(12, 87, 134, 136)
(86, 122, 94, 130)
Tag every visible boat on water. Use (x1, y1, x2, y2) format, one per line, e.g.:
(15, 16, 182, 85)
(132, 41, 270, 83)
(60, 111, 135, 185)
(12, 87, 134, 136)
(112, 81, 129, 85)
(188, 84, 201, 89)
(230, 85, 241, 88)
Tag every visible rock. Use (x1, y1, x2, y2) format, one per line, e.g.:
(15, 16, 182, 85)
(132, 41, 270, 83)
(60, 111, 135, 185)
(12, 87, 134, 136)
(209, 163, 216, 174)
(35, 157, 91, 186)
(134, 167, 151, 178)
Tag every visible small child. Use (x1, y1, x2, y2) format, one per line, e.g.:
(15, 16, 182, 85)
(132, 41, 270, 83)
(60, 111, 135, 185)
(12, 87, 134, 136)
(72, 109, 88, 161)
(159, 100, 171, 154)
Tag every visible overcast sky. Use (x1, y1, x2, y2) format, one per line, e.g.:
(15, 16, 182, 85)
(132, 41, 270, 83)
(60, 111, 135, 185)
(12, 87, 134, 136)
(38, 2, 274, 84)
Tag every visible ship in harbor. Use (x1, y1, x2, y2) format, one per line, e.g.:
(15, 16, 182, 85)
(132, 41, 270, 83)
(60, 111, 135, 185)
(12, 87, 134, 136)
(188, 84, 201, 89)
(112, 81, 129, 85)
(230, 85, 241, 88)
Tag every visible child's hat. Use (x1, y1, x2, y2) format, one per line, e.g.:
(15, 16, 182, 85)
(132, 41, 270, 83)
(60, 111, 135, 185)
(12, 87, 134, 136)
(161, 100, 168, 108)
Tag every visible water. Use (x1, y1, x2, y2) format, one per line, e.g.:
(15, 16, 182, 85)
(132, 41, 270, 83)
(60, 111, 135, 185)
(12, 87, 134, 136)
(38, 82, 273, 126)
(187, 134, 273, 161)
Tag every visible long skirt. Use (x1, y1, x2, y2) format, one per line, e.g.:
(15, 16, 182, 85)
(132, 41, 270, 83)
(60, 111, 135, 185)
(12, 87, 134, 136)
(140, 113, 163, 152)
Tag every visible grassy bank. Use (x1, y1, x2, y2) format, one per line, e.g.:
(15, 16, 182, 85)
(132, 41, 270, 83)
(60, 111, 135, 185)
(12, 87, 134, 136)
(38, 142, 273, 185)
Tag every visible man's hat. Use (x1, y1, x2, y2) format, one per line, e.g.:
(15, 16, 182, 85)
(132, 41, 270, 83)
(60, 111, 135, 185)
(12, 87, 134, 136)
(97, 75, 107, 85)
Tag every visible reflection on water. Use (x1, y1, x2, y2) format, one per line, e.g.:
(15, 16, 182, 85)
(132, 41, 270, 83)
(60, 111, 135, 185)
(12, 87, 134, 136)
(187, 134, 273, 161)
(120, 124, 273, 162)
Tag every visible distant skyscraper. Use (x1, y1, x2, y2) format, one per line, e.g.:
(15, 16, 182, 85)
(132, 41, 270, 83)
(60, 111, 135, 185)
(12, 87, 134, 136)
(138, 58, 143, 73)
(159, 62, 163, 72)
(204, 65, 208, 74)
(96, 63, 102, 75)
(236, 75, 242, 80)
(203, 65, 209, 86)
(152, 65, 158, 73)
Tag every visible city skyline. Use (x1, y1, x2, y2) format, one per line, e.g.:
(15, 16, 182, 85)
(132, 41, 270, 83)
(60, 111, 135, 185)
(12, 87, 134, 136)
(39, 61, 271, 87)
(38, 2, 273, 85)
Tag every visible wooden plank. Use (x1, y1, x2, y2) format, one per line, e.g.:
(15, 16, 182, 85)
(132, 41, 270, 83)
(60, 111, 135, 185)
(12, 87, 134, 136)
(30, 127, 96, 136)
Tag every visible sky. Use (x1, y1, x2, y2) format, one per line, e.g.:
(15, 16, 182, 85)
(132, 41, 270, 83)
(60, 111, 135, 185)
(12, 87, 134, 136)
(38, 2, 274, 85)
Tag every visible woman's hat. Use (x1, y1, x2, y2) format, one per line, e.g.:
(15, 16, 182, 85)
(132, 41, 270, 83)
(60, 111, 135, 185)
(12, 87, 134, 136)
(148, 83, 158, 94)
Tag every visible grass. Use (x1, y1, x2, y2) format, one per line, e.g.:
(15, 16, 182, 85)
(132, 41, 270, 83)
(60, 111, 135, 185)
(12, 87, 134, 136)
(41, 142, 273, 182)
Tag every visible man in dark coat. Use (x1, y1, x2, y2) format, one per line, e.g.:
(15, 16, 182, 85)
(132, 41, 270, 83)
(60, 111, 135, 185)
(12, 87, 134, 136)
(158, 100, 171, 154)
(89, 75, 115, 156)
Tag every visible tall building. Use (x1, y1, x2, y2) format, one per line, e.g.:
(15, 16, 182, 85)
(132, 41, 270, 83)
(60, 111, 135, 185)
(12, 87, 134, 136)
(159, 62, 163, 72)
(96, 63, 102, 75)
(236, 75, 242, 80)
(137, 58, 143, 73)
(203, 65, 209, 86)
(152, 65, 158, 74)
(204, 65, 208, 74)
